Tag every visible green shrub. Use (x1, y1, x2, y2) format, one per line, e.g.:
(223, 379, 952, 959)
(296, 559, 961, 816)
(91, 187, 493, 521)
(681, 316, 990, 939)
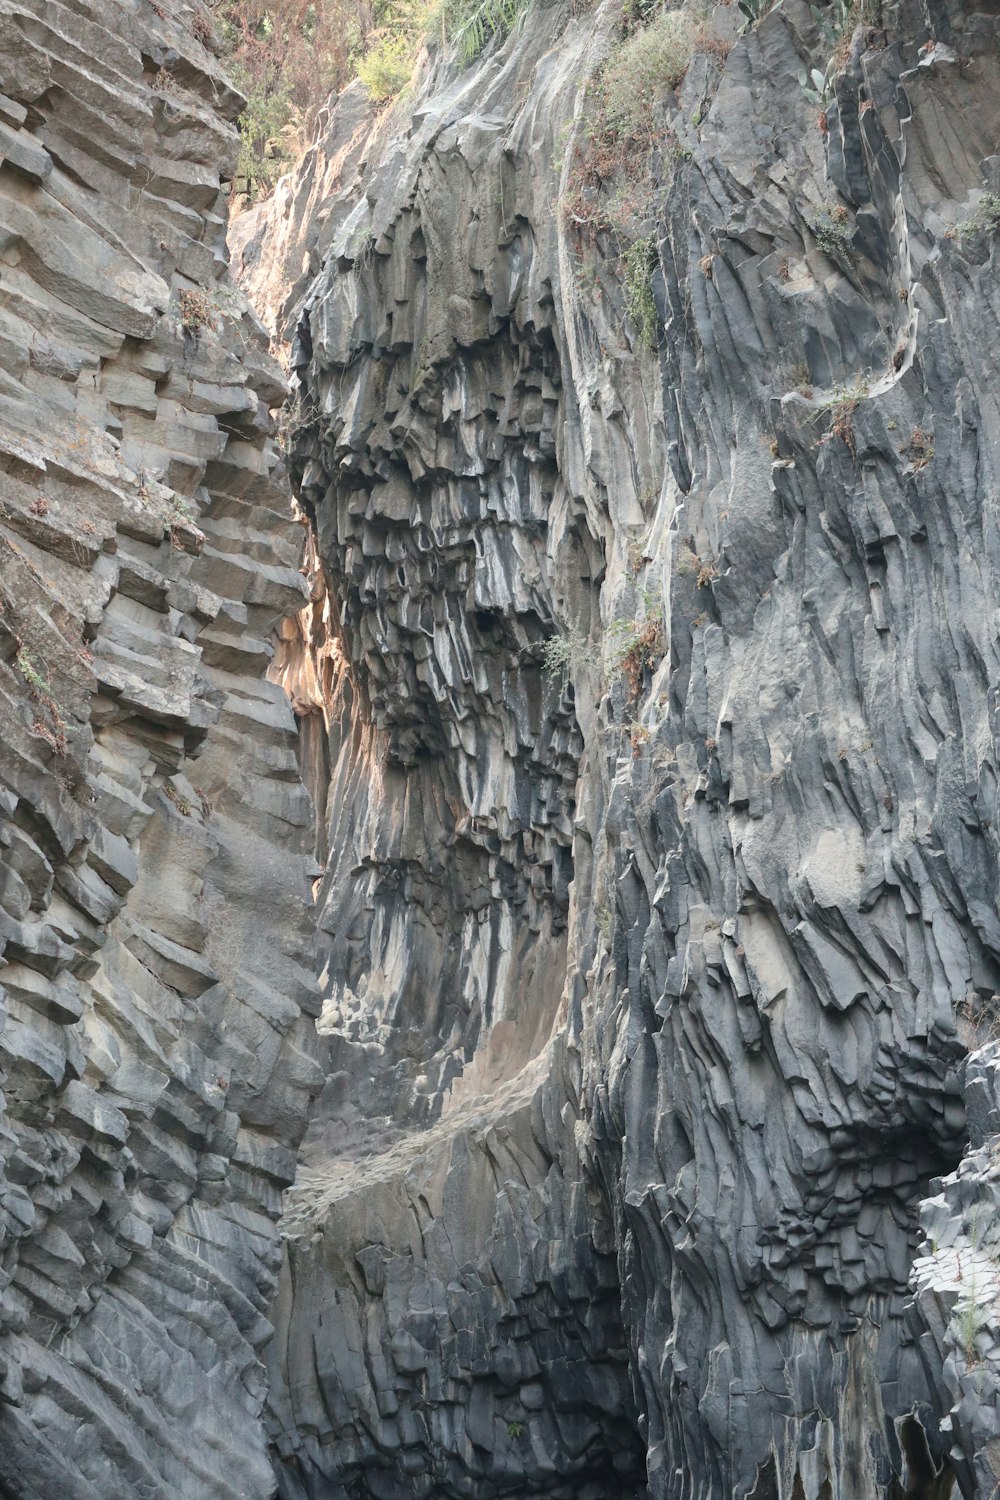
(539, 629, 599, 680)
(602, 4, 697, 136)
(357, 32, 415, 100)
(947, 190, 1000, 241)
(231, 70, 293, 196)
(621, 236, 658, 349)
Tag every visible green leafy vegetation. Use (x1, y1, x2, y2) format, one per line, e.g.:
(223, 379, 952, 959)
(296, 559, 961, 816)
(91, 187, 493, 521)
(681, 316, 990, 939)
(811, 0, 851, 48)
(212, 0, 537, 200)
(212, 0, 353, 201)
(796, 0, 880, 124)
(737, 0, 775, 32)
(441, 0, 532, 64)
(798, 62, 835, 110)
(621, 236, 658, 350)
(560, 2, 731, 351)
(356, 32, 415, 100)
(946, 190, 1000, 242)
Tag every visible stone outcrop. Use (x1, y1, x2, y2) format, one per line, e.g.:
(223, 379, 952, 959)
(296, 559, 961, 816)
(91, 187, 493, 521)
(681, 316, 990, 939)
(236, 0, 1000, 1495)
(0, 2, 321, 1496)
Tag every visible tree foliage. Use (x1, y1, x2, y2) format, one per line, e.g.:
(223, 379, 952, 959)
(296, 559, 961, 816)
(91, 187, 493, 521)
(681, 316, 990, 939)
(213, 0, 356, 201)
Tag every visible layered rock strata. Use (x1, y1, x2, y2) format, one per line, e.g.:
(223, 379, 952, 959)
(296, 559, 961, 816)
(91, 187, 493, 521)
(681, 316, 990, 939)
(238, 0, 1000, 1494)
(0, 2, 321, 1496)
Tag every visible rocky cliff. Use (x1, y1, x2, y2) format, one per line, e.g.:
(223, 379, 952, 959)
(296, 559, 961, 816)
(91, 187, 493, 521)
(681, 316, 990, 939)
(3, 0, 1000, 1497)
(233, 0, 1000, 1495)
(0, 2, 322, 1496)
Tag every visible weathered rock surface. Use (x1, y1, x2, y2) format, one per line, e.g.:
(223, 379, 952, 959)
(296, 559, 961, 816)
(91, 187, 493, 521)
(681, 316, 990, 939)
(237, 0, 1000, 1495)
(0, 2, 321, 1495)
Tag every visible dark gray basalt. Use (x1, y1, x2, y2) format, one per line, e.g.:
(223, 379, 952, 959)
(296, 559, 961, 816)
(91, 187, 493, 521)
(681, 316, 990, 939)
(239, 0, 1000, 1494)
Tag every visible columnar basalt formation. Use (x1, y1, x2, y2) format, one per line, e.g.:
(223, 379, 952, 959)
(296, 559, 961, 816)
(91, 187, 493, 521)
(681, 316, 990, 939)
(2, 0, 1000, 1494)
(238, 0, 1000, 1495)
(242, 10, 658, 1496)
(0, 3, 322, 1496)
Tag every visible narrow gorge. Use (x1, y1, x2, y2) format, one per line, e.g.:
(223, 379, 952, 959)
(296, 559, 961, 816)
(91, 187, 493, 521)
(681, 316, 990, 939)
(1, 0, 1000, 1497)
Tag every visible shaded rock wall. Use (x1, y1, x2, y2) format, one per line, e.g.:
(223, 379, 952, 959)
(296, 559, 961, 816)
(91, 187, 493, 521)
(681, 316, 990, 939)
(0, 2, 322, 1495)
(238, 0, 1000, 1495)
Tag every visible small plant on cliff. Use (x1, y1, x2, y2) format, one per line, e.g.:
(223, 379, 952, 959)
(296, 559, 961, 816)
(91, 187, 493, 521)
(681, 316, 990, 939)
(946, 190, 1000, 242)
(902, 425, 934, 471)
(608, 618, 664, 700)
(812, 0, 878, 61)
(16, 646, 67, 754)
(811, 0, 851, 49)
(737, 0, 775, 31)
(163, 781, 194, 816)
(177, 289, 215, 338)
(506, 1420, 525, 1438)
(811, 203, 853, 262)
(812, 374, 870, 457)
(540, 628, 599, 681)
(621, 236, 659, 350)
(798, 61, 835, 130)
(595, 902, 615, 939)
(677, 544, 718, 587)
(954, 1246, 986, 1368)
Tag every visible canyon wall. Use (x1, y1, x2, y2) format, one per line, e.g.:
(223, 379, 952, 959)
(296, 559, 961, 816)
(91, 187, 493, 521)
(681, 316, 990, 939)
(236, 0, 1000, 1495)
(1, 0, 1000, 1496)
(0, 2, 322, 1496)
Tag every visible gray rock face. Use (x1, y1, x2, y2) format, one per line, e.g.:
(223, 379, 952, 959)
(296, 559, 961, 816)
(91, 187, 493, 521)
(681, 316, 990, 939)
(0, 2, 321, 1496)
(238, 0, 1000, 1495)
(4, 0, 1000, 1492)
